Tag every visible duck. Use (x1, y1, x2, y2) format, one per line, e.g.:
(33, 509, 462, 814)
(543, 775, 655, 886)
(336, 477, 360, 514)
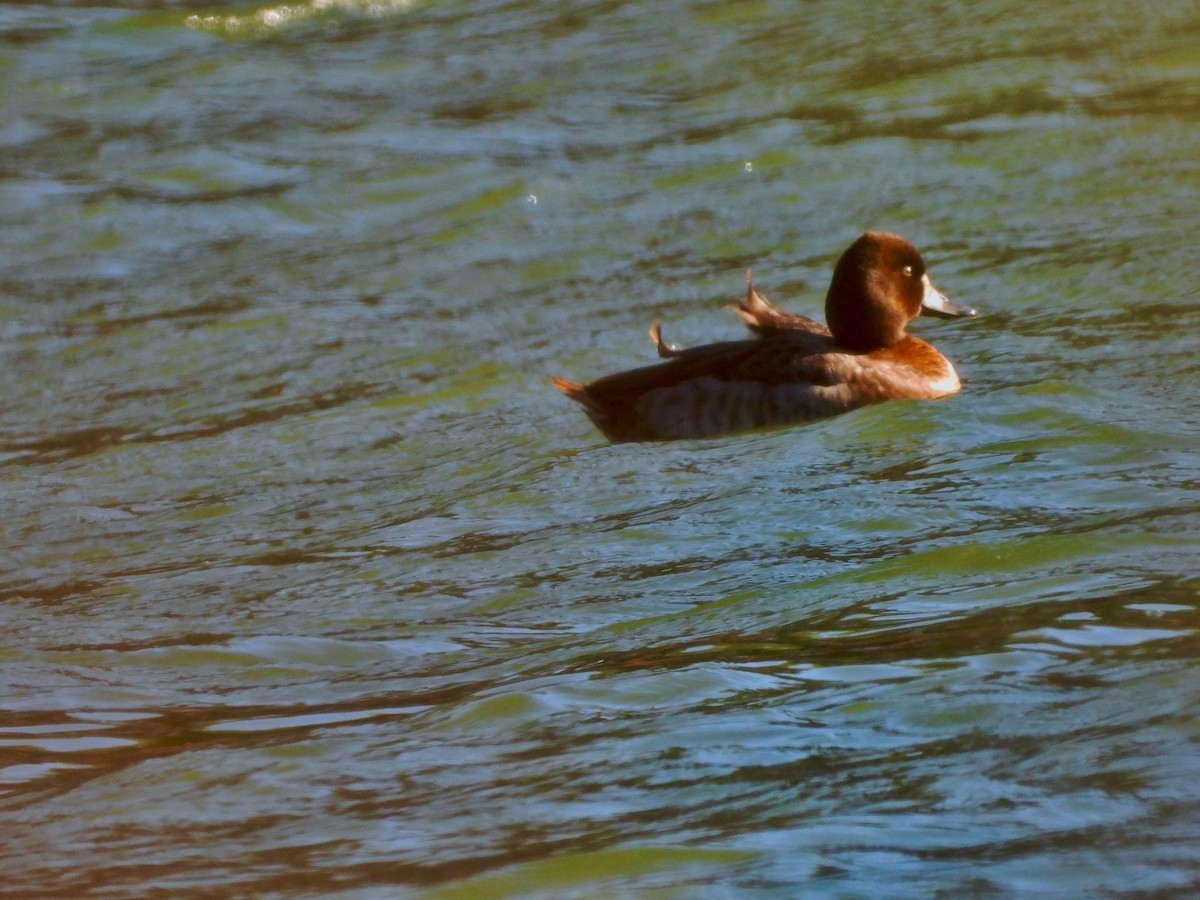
(553, 231, 976, 442)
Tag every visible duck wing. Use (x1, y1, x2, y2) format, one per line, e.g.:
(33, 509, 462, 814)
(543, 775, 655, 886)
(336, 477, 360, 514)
(730, 270, 830, 338)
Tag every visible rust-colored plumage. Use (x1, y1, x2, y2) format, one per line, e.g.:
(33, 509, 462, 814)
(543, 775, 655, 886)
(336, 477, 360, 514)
(555, 232, 975, 442)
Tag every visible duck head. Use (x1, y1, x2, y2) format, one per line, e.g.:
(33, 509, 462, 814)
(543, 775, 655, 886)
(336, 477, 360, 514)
(824, 231, 975, 352)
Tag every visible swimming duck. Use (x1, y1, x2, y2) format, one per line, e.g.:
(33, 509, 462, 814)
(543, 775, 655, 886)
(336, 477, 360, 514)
(554, 231, 975, 442)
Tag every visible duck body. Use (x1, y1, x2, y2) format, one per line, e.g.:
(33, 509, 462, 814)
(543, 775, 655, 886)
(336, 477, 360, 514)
(555, 231, 975, 443)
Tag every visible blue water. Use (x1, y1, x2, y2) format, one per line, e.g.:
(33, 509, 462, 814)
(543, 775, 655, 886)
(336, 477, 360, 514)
(3, 0, 1200, 895)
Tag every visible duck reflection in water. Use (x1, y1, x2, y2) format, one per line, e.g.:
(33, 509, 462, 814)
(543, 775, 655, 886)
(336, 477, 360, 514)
(555, 231, 976, 442)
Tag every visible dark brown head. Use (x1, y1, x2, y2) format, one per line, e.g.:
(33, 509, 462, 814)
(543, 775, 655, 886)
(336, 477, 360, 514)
(824, 231, 974, 352)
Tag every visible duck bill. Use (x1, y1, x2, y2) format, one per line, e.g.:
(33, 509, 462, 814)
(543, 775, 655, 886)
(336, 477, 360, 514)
(920, 274, 976, 319)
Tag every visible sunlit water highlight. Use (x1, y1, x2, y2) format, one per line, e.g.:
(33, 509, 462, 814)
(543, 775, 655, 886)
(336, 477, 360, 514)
(186, 0, 422, 35)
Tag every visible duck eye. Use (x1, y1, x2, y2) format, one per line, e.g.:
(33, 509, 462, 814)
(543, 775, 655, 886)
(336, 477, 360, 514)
(902, 265, 914, 277)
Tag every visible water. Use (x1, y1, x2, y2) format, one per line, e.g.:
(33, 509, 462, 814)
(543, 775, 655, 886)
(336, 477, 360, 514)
(3, 0, 1200, 894)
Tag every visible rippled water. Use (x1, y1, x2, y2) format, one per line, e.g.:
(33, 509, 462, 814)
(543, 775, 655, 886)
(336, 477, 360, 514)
(4, 0, 1200, 894)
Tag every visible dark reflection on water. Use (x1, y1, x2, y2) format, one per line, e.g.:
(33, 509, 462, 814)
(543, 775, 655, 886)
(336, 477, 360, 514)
(3, 0, 1200, 895)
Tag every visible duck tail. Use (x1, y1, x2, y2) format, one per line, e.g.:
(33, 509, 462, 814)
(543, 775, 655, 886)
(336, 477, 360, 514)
(553, 376, 613, 426)
(553, 375, 597, 408)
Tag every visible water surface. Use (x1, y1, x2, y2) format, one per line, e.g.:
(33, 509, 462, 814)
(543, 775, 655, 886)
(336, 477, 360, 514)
(3, 0, 1200, 895)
